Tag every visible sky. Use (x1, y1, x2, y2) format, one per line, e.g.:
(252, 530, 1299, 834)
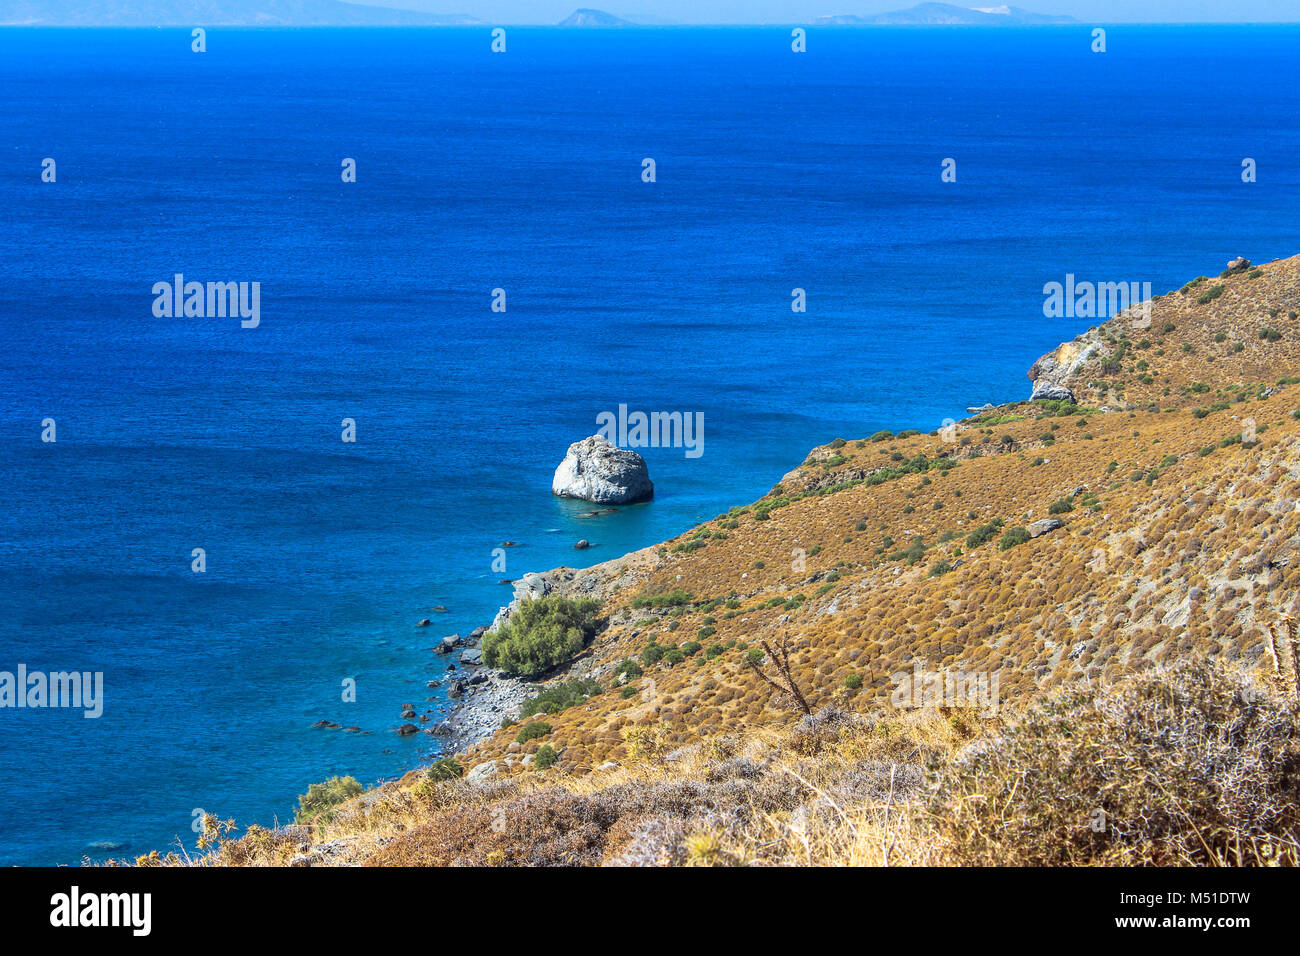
(355, 0, 1300, 24)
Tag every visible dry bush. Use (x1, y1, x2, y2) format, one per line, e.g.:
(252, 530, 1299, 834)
(927, 659, 1300, 865)
(368, 787, 620, 866)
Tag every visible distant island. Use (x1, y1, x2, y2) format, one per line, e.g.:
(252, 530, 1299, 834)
(815, 4, 1077, 25)
(557, 8, 633, 27)
(0, 0, 482, 26)
(0, 1, 1082, 27)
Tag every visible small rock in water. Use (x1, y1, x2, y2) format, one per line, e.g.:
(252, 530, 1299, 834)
(86, 840, 127, 852)
(574, 539, 590, 550)
(416, 618, 431, 627)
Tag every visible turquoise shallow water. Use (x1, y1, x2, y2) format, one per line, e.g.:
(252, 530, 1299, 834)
(2, 25, 1299, 865)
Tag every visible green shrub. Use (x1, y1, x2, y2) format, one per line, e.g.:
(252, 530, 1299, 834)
(520, 678, 602, 718)
(640, 643, 665, 666)
(427, 757, 463, 782)
(516, 721, 552, 744)
(613, 658, 642, 681)
(965, 518, 1004, 549)
(534, 744, 558, 770)
(752, 498, 790, 522)
(999, 526, 1032, 551)
(1047, 498, 1074, 515)
(844, 673, 863, 690)
(631, 589, 693, 609)
(294, 775, 364, 824)
(481, 596, 601, 678)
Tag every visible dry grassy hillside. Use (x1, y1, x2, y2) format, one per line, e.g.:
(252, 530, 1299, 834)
(151, 254, 1300, 867)
(448, 254, 1300, 776)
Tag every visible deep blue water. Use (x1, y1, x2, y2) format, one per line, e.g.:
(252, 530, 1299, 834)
(1, 25, 1298, 865)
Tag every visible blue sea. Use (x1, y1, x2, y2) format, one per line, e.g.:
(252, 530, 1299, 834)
(1, 24, 1298, 865)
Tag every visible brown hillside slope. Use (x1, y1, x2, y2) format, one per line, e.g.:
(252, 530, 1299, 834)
(158, 253, 1300, 867)
(449, 254, 1300, 776)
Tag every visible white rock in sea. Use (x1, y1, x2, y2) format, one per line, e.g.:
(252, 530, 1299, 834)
(551, 435, 653, 505)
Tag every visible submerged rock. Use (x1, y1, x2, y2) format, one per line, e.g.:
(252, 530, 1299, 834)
(552, 435, 653, 505)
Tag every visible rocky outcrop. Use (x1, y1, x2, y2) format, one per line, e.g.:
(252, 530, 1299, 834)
(1028, 327, 1106, 401)
(488, 545, 660, 632)
(1027, 517, 1064, 538)
(552, 435, 653, 505)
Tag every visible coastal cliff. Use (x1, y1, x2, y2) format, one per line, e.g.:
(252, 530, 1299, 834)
(166, 253, 1300, 867)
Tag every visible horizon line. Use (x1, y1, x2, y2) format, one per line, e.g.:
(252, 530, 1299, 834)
(3, 21, 1300, 27)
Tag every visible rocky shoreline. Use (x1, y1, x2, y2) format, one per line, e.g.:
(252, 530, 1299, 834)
(432, 547, 660, 760)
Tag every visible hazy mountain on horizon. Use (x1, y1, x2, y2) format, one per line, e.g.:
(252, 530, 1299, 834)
(815, 4, 1077, 25)
(0, 0, 483, 25)
(557, 8, 633, 26)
